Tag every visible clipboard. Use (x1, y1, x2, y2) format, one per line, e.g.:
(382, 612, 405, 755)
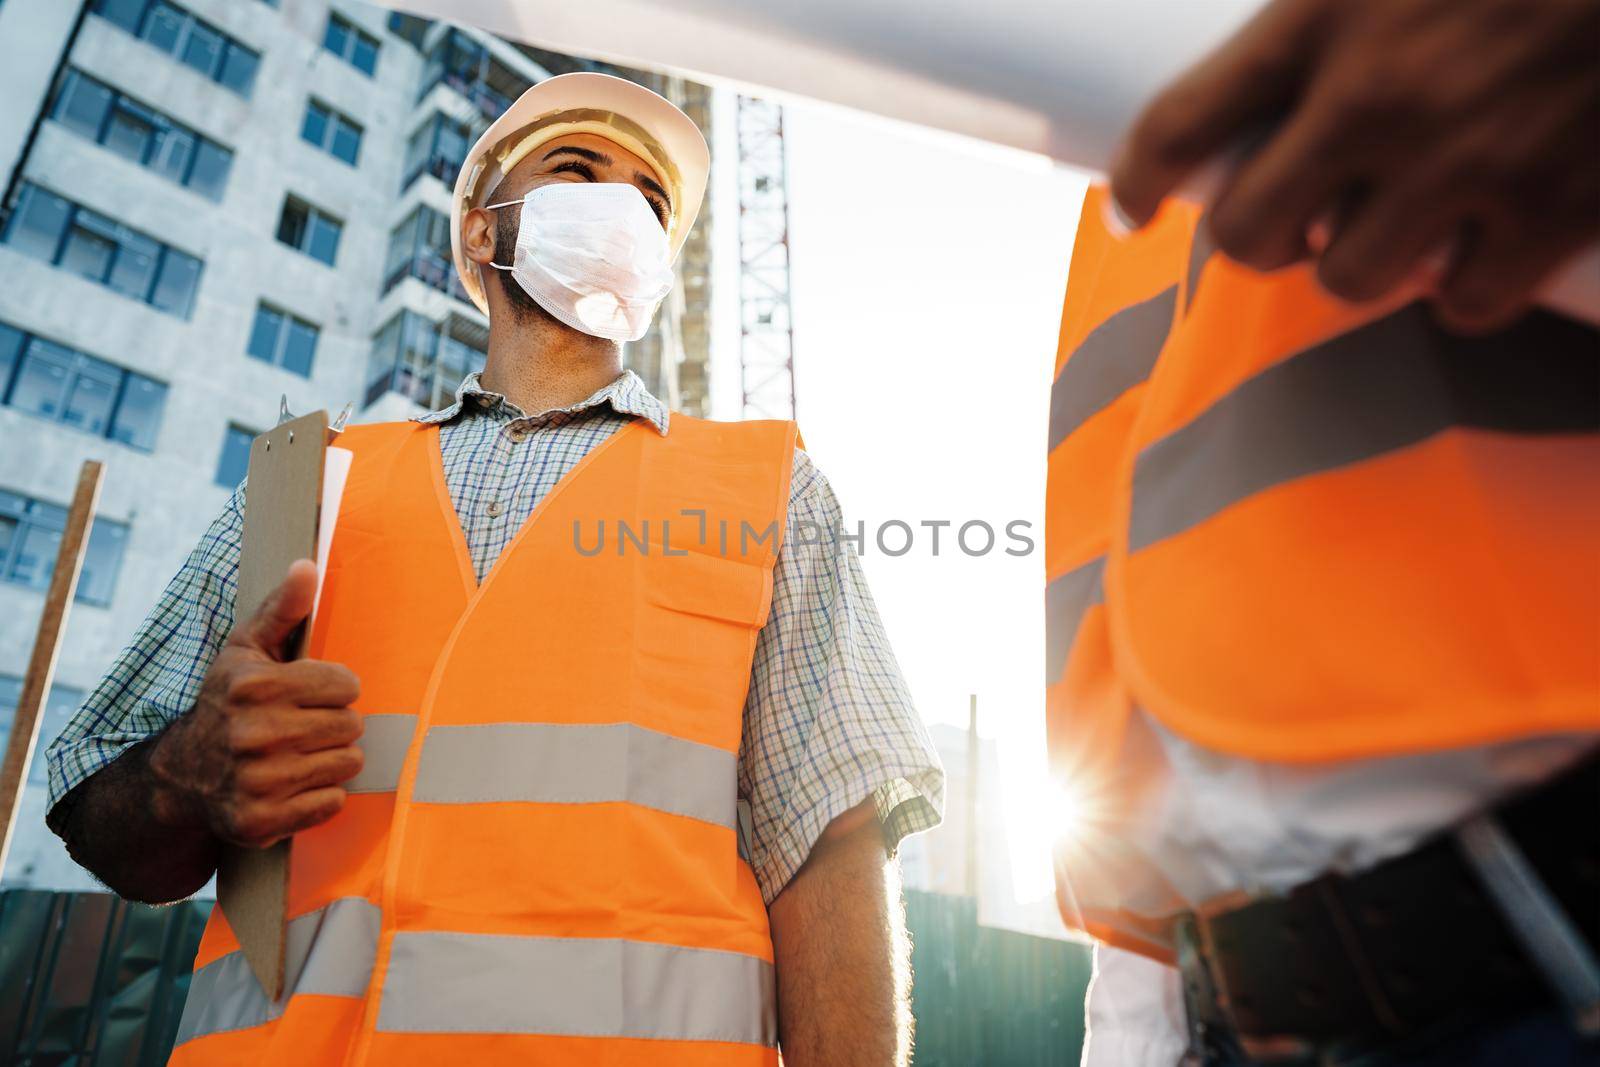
(216, 411, 328, 1002)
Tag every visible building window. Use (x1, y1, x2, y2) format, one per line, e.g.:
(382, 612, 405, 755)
(367, 310, 485, 410)
(247, 304, 319, 377)
(300, 99, 363, 166)
(0, 490, 128, 607)
(215, 423, 256, 488)
(91, 0, 260, 97)
(323, 12, 379, 76)
(0, 325, 14, 388)
(275, 197, 342, 267)
(387, 12, 430, 48)
(2, 184, 203, 318)
(0, 675, 86, 788)
(401, 112, 470, 191)
(51, 70, 233, 201)
(0, 322, 168, 450)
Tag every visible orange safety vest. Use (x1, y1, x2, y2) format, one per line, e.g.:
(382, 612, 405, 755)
(170, 413, 797, 1065)
(1045, 185, 1600, 960)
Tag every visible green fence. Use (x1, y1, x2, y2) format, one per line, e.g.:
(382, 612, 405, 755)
(905, 891, 1091, 1065)
(0, 890, 208, 1066)
(0, 889, 1088, 1064)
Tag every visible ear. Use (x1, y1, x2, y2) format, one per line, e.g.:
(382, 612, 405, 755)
(462, 207, 497, 267)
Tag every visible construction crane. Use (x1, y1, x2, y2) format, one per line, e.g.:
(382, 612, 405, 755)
(735, 96, 798, 420)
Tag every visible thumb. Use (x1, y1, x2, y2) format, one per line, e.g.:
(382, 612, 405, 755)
(231, 558, 317, 659)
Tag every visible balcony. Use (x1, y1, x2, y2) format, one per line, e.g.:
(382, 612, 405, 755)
(401, 151, 457, 192)
(437, 71, 513, 123)
(365, 310, 487, 412)
(383, 249, 473, 304)
(382, 205, 474, 305)
(400, 112, 473, 194)
(418, 29, 531, 123)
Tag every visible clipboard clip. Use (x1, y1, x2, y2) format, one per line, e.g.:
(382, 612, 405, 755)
(330, 401, 354, 435)
(280, 396, 353, 438)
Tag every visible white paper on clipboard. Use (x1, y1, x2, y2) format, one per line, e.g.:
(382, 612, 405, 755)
(311, 446, 352, 627)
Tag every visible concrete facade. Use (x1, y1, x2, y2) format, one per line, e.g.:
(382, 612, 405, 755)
(0, 0, 715, 889)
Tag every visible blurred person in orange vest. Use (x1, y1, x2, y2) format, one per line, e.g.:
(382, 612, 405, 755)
(1042, 0, 1599, 1063)
(46, 72, 943, 1067)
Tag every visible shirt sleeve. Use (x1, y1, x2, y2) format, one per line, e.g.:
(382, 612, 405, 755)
(45, 484, 245, 819)
(737, 450, 946, 905)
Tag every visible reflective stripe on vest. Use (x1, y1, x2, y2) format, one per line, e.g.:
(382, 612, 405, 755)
(177, 897, 380, 1045)
(376, 932, 777, 1045)
(175, 416, 795, 1065)
(1043, 555, 1104, 683)
(1048, 286, 1177, 452)
(412, 721, 736, 828)
(345, 714, 417, 794)
(1129, 304, 1600, 553)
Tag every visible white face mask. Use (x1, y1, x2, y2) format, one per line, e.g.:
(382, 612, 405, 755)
(484, 182, 675, 343)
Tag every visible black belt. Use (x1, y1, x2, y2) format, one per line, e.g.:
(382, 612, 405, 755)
(1177, 750, 1600, 1062)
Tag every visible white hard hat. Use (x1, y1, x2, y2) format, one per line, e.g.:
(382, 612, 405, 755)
(450, 71, 710, 316)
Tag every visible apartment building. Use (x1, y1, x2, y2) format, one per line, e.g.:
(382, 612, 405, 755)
(0, 0, 716, 888)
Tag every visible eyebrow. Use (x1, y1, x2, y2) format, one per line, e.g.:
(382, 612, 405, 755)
(543, 145, 612, 166)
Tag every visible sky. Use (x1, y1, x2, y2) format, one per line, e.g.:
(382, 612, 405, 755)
(706, 92, 1089, 925)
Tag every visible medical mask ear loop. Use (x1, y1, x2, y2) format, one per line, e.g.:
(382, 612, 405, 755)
(479, 197, 524, 278)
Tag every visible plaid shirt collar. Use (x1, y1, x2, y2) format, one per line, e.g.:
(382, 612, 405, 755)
(412, 369, 671, 436)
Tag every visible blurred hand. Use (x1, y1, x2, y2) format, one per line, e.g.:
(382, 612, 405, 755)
(1110, 0, 1600, 331)
(148, 560, 363, 849)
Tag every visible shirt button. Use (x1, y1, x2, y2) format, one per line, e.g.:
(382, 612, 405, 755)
(507, 426, 528, 443)
(485, 500, 503, 518)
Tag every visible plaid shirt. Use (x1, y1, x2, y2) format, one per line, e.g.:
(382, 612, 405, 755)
(47, 370, 943, 903)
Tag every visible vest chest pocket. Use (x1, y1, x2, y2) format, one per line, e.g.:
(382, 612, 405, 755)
(634, 443, 787, 633)
(636, 548, 774, 743)
(644, 546, 772, 629)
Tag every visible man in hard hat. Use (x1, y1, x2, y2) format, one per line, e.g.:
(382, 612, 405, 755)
(1042, 0, 1599, 1063)
(46, 72, 942, 1066)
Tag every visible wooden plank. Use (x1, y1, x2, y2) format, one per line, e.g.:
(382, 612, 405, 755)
(215, 412, 327, 1002)
(0, 460, 105, 881)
